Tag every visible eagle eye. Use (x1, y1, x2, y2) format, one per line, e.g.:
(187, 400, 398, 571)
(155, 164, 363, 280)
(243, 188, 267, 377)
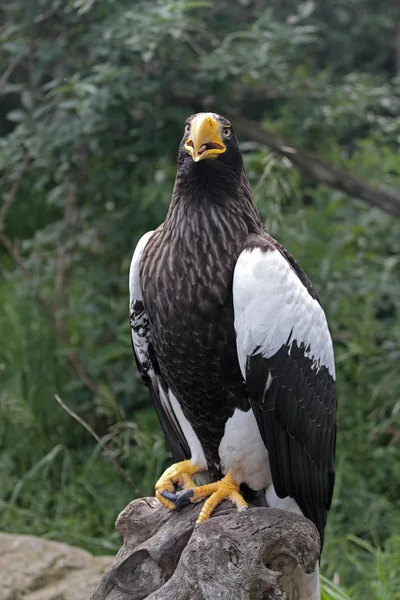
(184, 123, 190, 134)
(222, 127, 231, 139)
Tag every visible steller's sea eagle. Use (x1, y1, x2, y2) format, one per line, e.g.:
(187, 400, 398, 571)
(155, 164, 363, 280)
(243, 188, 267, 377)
(129, 113, 337, 600)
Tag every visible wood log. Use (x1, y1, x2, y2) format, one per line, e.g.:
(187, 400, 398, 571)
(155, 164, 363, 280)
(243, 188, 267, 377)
(91, 497, 320, 600)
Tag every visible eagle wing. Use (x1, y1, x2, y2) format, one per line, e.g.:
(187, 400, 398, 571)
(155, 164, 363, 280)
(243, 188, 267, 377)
(129, 232, 190, 462)
(232, 235, 337, 542)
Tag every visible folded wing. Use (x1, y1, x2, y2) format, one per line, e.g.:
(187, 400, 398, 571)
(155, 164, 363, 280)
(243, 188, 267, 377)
(129, 232, 190, 462)
(233, 236, 337, 542)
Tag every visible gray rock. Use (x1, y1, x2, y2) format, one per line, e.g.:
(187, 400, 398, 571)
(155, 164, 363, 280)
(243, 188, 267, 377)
(0, 533, 112, 600)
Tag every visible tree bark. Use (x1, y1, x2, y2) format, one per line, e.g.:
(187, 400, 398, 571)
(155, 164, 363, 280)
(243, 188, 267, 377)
(91, 497, 320, 600)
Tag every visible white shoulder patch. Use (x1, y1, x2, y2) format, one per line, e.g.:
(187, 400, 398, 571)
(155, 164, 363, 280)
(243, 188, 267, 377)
(129, 230, 154, 309)
(233, 247, 335, 379)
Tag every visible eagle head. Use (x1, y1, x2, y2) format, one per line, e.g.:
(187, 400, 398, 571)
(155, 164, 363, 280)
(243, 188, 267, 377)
(179, 111, 240, 160)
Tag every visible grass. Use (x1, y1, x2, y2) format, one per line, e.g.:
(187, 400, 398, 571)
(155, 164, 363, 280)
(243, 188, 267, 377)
(0, 281, 169, 553)
(321, 576, 352, 600)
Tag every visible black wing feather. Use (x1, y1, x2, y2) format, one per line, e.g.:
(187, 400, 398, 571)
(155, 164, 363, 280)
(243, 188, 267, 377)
(147, 378, 189, 463)
(247, 341, 336, 545)
(130, 299, 190, 463)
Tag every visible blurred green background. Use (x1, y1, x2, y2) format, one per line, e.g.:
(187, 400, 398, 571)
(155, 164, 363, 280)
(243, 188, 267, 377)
(1, 1, 400, 598)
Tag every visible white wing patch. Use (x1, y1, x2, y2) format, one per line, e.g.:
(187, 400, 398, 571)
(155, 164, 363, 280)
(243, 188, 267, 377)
(129, 230, 154, 310)
(129, 231, 154, 369)
(233, 247, 335, 379)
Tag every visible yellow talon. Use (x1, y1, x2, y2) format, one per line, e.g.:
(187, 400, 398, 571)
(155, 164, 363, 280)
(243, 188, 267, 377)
(185, 470, 248, 525)
(155, 463, 248, 523)
(155, 459, 201, 510)
(155, 491, 176, 511)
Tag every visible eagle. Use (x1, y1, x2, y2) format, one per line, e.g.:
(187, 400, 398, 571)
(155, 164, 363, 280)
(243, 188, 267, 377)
(129, 112, 337, 599)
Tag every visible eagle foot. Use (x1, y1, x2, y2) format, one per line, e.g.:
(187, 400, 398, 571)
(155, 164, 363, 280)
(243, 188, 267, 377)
(174, 470, 249, 525)
(155, 460, 201, 511)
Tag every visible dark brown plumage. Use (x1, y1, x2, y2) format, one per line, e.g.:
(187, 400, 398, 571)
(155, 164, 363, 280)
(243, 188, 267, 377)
(139, 119, 262, 467)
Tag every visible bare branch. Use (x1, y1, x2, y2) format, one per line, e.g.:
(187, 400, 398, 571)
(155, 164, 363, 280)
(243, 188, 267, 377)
(0, 218, 98, 395)
(234, 116, 400, 218)
(0, 153, 30, 230)
(0, 153, 30, 270)
(0, 55, 23, 90)
(0, 160, 100, 396)
(0, 231, 26, 269)
(66, 350, 99, 394)
(53, 181, 77, 337)
(48, 180, 100, 394)
(55, 394, 136, 489)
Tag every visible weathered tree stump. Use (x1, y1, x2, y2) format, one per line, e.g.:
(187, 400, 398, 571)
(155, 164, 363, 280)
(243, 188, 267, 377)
(91, 497, 320, 600)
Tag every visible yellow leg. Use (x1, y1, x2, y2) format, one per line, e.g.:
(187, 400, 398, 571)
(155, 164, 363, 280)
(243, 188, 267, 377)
(177, 470, 248, 525)
(155, 460, 201, 510)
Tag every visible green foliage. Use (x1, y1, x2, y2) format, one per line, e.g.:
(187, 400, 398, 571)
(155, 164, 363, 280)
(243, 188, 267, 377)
(321, 575, 352, 600)
(1, 0, 400, 596)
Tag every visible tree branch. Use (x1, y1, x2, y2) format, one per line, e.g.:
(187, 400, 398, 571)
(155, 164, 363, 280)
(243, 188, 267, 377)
(0, 153, 30, 269)
(0, 167, 98, 395)
(0, 55, 23, 90)
(0, 231, 26, 269)
(234, 116, 400, 218)
(168, 90, 400, 218)
(53, 180, 76, 336)
(0, 153, 30, 230)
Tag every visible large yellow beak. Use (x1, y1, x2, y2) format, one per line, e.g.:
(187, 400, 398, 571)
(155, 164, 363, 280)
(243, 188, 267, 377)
(185, 114, 226, 162)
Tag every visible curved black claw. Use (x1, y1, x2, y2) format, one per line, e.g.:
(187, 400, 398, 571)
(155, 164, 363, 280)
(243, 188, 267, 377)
(175, 488, 194, 510)
(161, 490, 180, 503)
